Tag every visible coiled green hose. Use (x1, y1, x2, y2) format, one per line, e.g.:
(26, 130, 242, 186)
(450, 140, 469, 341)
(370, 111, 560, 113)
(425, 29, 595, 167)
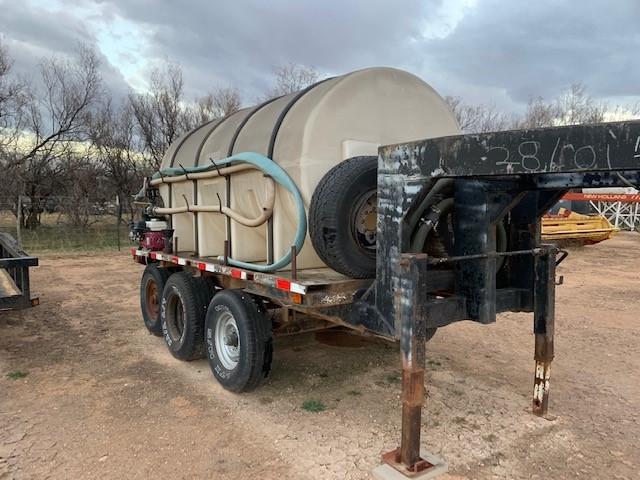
(154, 152, 306, 272)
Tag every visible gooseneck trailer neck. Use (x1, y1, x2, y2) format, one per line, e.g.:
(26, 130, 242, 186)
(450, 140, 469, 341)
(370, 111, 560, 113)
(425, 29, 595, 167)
(370, 120, 640, 476)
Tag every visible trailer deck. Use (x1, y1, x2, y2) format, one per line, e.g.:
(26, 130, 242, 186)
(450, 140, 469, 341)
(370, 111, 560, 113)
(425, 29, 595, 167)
(132, 248, 369, 307)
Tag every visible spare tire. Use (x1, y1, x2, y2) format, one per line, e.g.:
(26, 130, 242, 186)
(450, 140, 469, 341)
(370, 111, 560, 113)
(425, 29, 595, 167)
(309, 156, 377, 278)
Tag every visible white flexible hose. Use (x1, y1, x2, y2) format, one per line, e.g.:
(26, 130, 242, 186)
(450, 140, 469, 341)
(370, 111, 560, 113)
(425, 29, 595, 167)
(151, 175, 276, 228)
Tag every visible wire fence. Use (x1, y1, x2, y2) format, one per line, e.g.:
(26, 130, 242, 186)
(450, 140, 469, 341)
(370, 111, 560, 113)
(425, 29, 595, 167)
(0, 195, 132, 254)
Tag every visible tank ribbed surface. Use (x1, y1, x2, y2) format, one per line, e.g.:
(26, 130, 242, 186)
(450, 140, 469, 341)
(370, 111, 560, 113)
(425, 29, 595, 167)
(158, 67, 461, 269)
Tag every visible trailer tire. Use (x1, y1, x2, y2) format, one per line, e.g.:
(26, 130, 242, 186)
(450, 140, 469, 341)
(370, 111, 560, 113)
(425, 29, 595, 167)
(160, 272, 209, 361)
(309, 156, 378, 278)
(140, 264, 171, 336)
(205, 290, 272, 392)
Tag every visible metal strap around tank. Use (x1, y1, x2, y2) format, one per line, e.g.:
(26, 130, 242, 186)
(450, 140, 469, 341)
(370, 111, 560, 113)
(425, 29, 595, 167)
(266, 77, 335, 158)
(217, 106, 267, 257)
(169, 118, 218, 168)
(223, 96, 283, 260)
(169, 118, 220, 254)
(226, 96, 283, 157)
(264, 77, 335, 263)
(167, 121, 216, 236)
(193, 110, 245, 256)
(193, 116, 228, 167)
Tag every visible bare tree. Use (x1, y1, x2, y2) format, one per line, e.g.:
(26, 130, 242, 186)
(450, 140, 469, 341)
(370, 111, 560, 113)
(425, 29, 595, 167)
(129, 62, 195, 170)
(0, 41, 22, 210)
(192, 87, 241, 124)
(0, 40, 27, 156)
(449, 82, 637, 134)
(21, 45, 102, 164)
(514, 96, 558, 129)
(5, 44, 103, 229)
(90, 97, 144, 225)
(516, 83, 612, 129)
(554, 83, 607, 126)
(58, 149, 109, 228)
(444, 96, 510, 133)
(264, 63, 319, 99)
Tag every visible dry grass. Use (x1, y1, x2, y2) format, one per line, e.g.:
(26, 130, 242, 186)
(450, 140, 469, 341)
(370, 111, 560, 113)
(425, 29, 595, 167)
(0, 212, 129, 253)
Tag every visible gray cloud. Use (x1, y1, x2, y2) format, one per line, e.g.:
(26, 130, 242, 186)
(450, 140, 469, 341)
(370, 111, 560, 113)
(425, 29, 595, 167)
(102, 0, 441, 100)
(0, 0, 131, 103)
(429, 0, 640, 103)
(1, 0, 638, 112)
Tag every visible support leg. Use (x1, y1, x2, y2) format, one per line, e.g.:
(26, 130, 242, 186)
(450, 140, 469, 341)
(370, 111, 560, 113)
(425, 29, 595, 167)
(399, 254, 427, 468)
(532, 245, 556, 416)
(378, 254, 446, 478)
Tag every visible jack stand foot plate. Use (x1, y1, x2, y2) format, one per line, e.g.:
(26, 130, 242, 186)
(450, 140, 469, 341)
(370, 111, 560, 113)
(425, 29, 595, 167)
(373, 449, 447, 480)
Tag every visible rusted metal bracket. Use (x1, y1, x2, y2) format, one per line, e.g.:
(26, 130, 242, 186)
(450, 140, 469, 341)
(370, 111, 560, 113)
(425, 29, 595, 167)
(290, 245, 298, 280)
(381, 448, 433, 477)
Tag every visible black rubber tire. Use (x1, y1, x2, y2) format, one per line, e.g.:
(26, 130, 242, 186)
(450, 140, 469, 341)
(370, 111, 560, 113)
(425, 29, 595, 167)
(309, 156, 378, 278)
(160, 272, 210, 361)
(140, 264, 171, 336)
(205, 289, 273, 392)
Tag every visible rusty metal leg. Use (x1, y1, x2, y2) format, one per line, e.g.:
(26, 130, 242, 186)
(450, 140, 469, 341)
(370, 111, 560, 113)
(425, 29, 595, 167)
(400, 367, 425, 466)
(381, 253, 438, 476)
(399, 253, 428, 468)
(532, 245, 556, 416)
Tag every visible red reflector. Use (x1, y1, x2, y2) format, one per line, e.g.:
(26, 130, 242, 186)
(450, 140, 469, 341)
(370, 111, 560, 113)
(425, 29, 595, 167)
(276, 278, 291, 291)
(231, 269, 242, 279)
(197, 262, 206, 271)
(172, 256, 179, 264)
(150, 252, 157, 260)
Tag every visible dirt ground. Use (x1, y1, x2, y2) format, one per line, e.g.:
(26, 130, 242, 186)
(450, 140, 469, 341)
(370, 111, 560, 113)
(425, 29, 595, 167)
(1, 233, 639, 480)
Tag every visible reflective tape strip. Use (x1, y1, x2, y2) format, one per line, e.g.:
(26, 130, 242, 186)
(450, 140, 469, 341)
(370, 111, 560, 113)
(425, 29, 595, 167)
(230, 268, 247, 280)
(133, 250, 306, 296)
(275, 278, 305, 294)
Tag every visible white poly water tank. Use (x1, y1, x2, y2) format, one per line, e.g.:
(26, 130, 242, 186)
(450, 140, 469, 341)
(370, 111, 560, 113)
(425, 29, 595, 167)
(157, 67, 460, 270)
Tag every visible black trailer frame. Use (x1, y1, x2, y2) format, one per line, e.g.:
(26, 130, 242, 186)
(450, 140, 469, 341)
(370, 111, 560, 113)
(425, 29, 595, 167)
(0, 232, 39, 311)
(133, 120, 640, 478)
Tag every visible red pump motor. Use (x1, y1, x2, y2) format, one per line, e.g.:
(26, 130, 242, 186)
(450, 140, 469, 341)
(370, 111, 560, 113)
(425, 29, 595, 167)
(143, 230, 166, 251)
(130, 218, 173, 252)
(143, 219, 171, 251)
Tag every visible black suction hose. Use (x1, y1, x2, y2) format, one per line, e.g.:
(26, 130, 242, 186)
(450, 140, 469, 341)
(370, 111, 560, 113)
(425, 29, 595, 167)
(410, 198, 454, 252)
(405, 179, 455, 236)
(408, 187, 508, 270)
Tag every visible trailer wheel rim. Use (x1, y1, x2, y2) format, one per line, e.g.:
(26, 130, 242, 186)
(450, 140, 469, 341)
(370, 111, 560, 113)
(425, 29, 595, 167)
(351, 190, 377, 252)
(166, 294, 185, 341)
(145, 280, 159, 319)
(215, 311, 240, 370)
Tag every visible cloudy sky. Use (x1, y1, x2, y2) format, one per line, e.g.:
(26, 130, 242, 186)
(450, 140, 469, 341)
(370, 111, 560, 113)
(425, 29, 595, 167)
(1, 0, 639, 113)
